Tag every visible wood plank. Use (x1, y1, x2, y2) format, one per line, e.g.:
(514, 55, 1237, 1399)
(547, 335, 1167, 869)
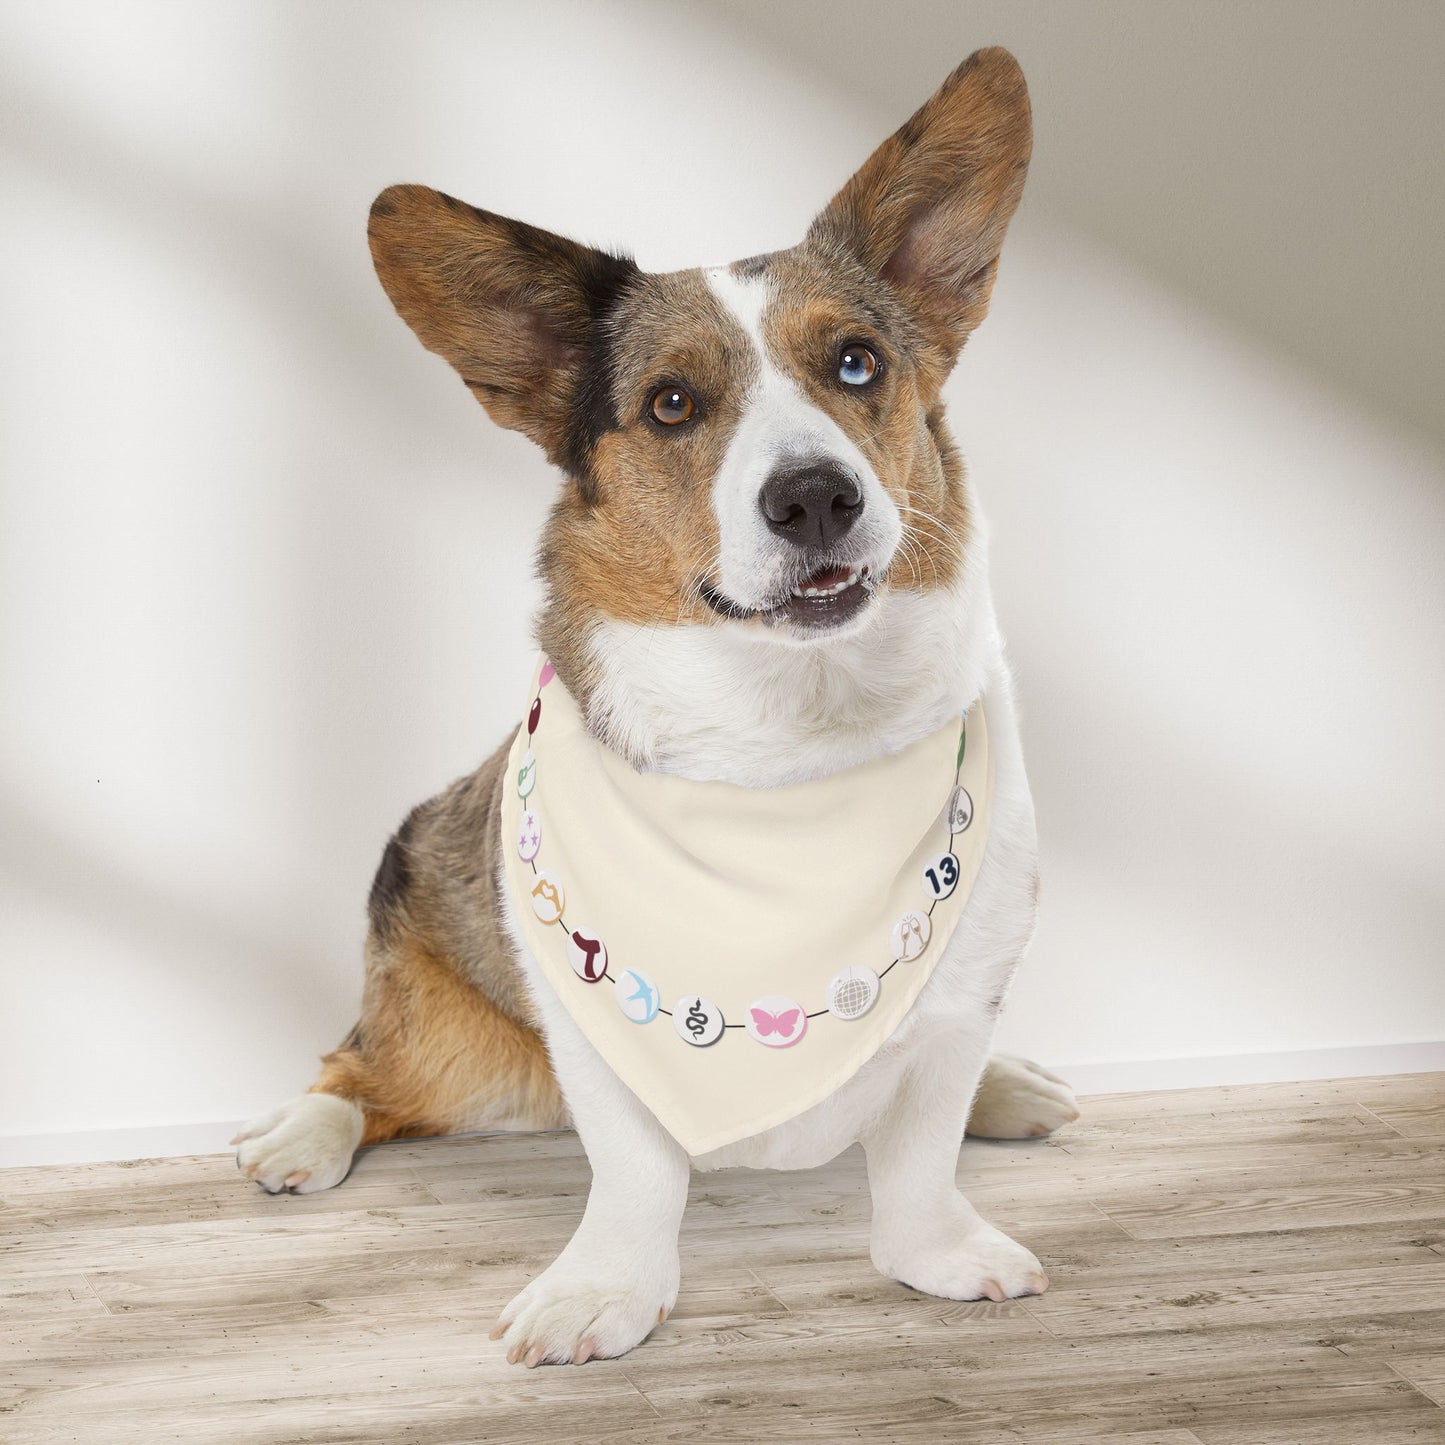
(1038, 1218, 1445, 1290)
(1024, 1261, 1445, 1337)
(0, 1167, 438, 1233)
(0, 1274, 108, 1323)
(1063, 1100, 1401, 1146)
(626, 1346, 1426, 1436)
(1363, 1099, 1445, 1140)
(1193, 1407, 1445, 1443)
(0, 1205, 562, 1281)
(1094, 1182, 1445, 1239)
(1392, 1354, 1445, 1407)
(1076, 1074, 1431, 1116)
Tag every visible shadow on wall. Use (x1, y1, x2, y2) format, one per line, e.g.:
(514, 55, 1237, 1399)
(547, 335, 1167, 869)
(0, 7, 556, 1133)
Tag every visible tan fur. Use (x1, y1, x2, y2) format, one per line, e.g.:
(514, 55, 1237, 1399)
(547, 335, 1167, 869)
(306, 742, 568, 1146)
(538, 271, 753, 646)
(313, 937, 566, 1144)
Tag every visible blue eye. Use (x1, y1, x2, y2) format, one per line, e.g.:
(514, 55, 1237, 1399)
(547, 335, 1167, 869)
(838, 344, 880, 386)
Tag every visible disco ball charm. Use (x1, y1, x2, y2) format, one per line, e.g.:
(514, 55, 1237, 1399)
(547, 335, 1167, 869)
(826, 966, 881, 1021)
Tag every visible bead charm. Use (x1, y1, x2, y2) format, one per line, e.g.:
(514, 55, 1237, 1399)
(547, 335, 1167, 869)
(673, 996, 726, 1046)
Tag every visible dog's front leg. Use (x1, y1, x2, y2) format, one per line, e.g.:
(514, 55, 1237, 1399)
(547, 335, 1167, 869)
(491, 1018, 690, 1366)
(864, 1025, 1048, 1301)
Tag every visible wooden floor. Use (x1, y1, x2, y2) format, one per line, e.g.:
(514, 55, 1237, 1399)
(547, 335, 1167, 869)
(2, 1074, 1443, 1444)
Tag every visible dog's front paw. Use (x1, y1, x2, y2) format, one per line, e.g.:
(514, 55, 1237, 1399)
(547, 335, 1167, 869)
(491, 1250, 679, 1366)
(874, 1213, 1047, 1301)
(968, 1053, 1080, 1139)
(232, 1093, 363, 1194)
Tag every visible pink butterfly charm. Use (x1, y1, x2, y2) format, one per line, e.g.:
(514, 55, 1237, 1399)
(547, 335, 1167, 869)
(745, 996, 807, 1048)
(750, 1008, 801, 1037)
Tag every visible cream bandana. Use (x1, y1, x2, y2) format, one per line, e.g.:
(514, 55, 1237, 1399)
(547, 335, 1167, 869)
(501, 655, 993, 1156)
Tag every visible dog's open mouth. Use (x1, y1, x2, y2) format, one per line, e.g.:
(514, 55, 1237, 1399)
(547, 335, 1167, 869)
(781, 563, 873, 628)
(701, 564, 876, 632)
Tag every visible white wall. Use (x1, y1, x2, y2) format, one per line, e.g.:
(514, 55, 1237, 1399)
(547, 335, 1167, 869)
(2, 1, 1442, 1153)
(975, 227, 1445, 1067)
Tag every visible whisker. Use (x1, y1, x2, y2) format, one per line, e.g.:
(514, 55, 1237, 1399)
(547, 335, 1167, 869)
(675, 542, 724, 628)
(897, 502, 967, 561)
(896, 502, 966, 580)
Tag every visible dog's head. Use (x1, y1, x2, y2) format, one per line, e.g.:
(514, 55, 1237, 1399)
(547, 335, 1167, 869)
(370, 49, 1029, 661)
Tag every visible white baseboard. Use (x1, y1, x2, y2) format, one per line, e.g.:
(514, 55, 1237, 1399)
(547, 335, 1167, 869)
(0, 1119, 248, 1170)
(2, 1041, 1441, 1170)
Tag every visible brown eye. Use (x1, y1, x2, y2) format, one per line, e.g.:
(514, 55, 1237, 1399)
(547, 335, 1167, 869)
(838, 344, 880, 386)
(650, 386, 695, 425)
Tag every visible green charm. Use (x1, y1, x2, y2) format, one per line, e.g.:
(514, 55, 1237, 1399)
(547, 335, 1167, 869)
(517, 752, 537, 799)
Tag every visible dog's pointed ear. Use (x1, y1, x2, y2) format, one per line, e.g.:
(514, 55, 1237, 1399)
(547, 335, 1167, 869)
(368, 185, 640, 474)
(807, 47, 1031, 361)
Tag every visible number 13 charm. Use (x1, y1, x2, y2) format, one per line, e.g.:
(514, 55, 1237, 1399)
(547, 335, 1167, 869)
(922, 850, 961, 901)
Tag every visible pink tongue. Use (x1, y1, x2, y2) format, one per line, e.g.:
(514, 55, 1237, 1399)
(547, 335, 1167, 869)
(803, 565, 851, 589)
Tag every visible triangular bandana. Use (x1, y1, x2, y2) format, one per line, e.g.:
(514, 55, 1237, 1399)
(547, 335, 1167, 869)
(501, 655, 992, 1156)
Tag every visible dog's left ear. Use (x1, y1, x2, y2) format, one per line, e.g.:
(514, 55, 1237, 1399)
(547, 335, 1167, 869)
(808, 47, 1031, 362)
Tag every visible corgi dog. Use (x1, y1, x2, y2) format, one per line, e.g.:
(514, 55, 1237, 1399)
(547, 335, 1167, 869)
(234, 46, 1078, 1367)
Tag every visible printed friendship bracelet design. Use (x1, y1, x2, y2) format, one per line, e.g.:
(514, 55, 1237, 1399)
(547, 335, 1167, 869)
(515, 659, 974, 1050)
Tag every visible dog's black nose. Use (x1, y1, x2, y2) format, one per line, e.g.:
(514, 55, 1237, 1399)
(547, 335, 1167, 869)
(759, 459, 864, 549)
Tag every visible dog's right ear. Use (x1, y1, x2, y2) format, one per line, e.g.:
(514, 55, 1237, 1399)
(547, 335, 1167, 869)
(368, 185, 640, 475)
